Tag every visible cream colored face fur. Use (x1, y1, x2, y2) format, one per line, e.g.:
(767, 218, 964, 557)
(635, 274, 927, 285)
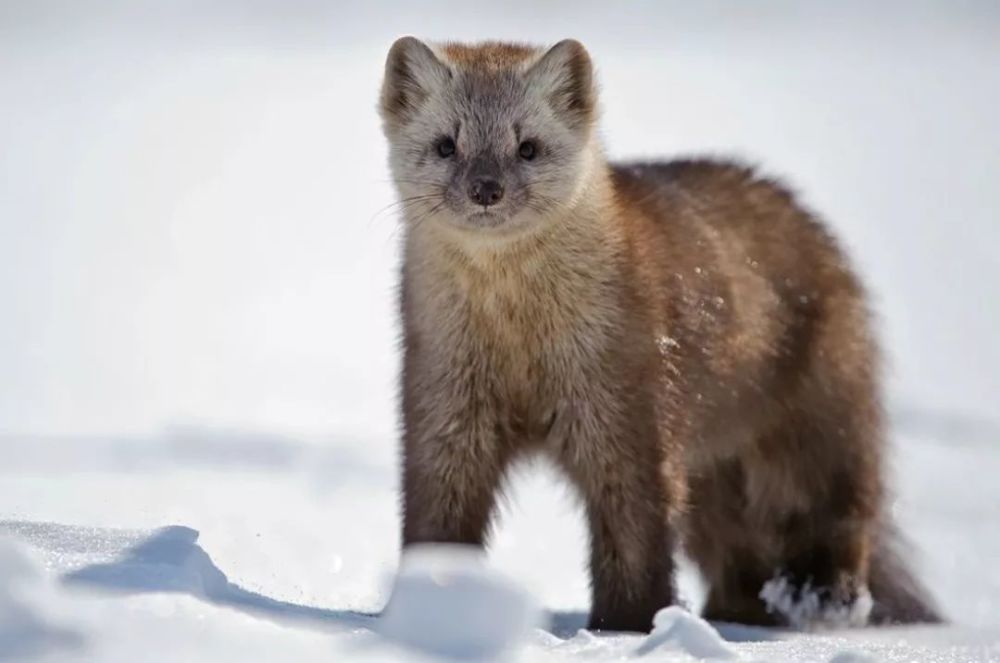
(379, 38, 599, 238)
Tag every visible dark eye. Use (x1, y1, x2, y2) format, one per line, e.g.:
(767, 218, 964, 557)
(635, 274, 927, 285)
(436, 137, 456, 158)
(518, 140, 537, 160)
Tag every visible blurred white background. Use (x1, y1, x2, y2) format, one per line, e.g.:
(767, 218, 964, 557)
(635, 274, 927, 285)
(1, 1, 998, 437)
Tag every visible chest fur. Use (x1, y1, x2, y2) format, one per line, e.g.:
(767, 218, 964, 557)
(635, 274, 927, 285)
(405, 240, 620, 410)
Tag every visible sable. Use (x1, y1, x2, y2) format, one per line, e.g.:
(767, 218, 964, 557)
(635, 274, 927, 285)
(379, 37, 940, 632)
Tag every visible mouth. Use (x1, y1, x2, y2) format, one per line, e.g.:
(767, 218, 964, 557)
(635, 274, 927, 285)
(465, 210, 508, 228)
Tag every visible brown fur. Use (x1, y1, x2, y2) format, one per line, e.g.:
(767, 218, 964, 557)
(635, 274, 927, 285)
(382, 39, 940, 632)
(438, 41, 538, 71)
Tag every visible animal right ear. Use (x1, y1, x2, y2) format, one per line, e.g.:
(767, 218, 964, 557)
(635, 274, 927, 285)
(380, 37, 451, 133)
(525, 39, 596, 131)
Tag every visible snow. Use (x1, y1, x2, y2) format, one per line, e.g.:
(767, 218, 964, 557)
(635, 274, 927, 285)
(1, 449, 1000, 661)
(1, 2, 999, 662)
(827, 653, 876, 663)
(0, 540, 81, 660)
(759, 576, 873, 631)
(636, 607, 737, 659)
(377, 545, 540, 659)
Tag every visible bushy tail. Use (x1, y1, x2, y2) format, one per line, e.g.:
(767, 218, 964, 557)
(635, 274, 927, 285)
(868, 524, 943, 625)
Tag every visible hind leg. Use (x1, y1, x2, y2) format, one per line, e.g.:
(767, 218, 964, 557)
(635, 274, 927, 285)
(685, 457, 783, 626)
(700, 551, 782, 626)
(687, 405, 882, 628)
(751, 297, 886, 628)
(758, 492, 876, 629)
(688, 284, 891, 627)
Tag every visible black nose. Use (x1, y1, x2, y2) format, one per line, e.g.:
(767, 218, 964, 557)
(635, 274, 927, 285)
(469, 178, 504, 207)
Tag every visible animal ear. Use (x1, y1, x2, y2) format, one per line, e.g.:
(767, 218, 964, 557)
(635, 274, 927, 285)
(380, 36, 451, 132)
(526, 39, 596, 130)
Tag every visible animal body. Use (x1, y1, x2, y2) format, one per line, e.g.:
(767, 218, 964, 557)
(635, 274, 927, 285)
(378, 37, 940, 632)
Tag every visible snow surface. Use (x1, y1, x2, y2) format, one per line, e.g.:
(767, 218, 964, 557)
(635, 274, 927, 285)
(636, 607, 737, 659)
(2, 2, 999, 661)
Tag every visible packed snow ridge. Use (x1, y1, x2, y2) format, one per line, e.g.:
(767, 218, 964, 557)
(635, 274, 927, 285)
(635, 606, 737, 659)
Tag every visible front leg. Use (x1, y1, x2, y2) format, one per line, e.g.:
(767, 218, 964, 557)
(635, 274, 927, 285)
(558, 399, 681, 632)
(401, 427, 506, 547)
(400, 365, 508, 547)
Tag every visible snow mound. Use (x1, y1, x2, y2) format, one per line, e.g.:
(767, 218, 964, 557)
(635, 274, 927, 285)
(760, 576, 873, 630)
(64, 525, 228, 598)
(0, 538, 81, 659)
(635, 606, 738, 659)
(377, 544, 540, 660)
(57, 523, 372, 631)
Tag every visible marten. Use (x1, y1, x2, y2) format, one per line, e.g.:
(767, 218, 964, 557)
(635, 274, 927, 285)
(378, 37, 940, 632)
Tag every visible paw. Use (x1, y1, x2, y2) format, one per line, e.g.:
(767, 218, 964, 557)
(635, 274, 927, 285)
(759, 573, 872, 630)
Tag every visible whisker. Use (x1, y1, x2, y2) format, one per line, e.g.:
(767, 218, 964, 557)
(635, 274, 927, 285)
(409, 199, 448, 231)
(369, 195, 444, 224)
(381, 178, 451, 187)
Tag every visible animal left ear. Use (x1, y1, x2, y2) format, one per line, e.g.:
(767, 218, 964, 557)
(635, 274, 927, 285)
(526, 39, 596, 130)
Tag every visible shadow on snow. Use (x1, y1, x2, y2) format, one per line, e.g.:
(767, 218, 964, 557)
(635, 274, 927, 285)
(61, 525, 374, 632)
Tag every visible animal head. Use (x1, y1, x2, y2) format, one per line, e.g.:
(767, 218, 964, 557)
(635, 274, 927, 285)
(379, 38, 600, 238)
